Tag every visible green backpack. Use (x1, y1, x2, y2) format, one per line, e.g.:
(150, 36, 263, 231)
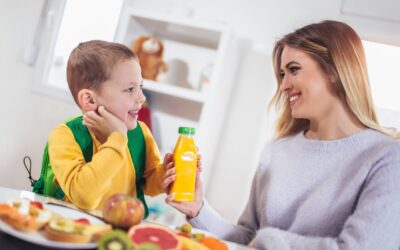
(33, 116, 149, 218)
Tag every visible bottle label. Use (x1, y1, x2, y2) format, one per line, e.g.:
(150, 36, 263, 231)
(181, 152, 196, 161)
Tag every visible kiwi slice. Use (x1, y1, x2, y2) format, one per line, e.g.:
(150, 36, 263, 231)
(135, 243, 161, 250)
(98, 230, 132, 250)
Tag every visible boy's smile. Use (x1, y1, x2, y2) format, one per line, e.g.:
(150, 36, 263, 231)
(95, 58, 145, 130)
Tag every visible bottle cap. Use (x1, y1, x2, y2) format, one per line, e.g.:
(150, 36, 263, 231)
(178, 127, 195, 135)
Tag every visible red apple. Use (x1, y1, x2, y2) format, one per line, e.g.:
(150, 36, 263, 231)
(102, 194, 144, 229)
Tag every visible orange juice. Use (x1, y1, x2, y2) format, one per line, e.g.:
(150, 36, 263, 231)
(171, 127, 197, 202)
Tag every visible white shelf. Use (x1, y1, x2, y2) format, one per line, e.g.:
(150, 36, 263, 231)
(114, 8, 239, 191)
(115, 8, 227, 48)
(125, 8, 228, 34)
(143, 79, 205, 103)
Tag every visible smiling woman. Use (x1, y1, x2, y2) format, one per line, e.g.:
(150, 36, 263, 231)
(163, 20, 400, 250)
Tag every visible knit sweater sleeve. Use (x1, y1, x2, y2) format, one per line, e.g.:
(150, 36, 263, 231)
(253, 144, 400, 250)
(189, 178, 258, 245)
(189, 144, 272, 245)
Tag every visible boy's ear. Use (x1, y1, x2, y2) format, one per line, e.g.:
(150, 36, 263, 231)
(77, 89, 97, 111)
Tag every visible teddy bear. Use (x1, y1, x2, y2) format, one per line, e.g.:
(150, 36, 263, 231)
(132, 35, 168, 82)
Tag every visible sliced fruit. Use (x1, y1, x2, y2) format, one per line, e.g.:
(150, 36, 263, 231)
(128, 224, 181, 250)
(177, 232, 190, 238)
(98, 230, 132, 250)
(136, 243, 162, 250)
(200, 237, 228, 250)
(179, 236, 210, 250)
(35, 209, 53, 224)
(74, 218, 90, 225)
(48, 218, 76, 233)
(192, 233, 206, 241)
(0, 203, 14, 217)
(1, 213, 38, 232)
(0, 200, 53, 232)
(44, 218, 111, 244)
(30, 201, 43, 210)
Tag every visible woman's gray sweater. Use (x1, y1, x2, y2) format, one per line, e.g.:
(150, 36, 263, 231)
(190, 129, 400, 249)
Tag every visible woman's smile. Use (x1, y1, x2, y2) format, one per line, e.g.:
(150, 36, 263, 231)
(289, 93, 301, 106)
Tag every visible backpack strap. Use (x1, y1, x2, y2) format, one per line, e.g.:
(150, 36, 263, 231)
(33, 116, 91, 199)
(127, 123, 148, 218)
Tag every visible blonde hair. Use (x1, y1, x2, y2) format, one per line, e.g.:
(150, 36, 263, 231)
(269, 20, 396, 139)
(67, 40, 137, 105)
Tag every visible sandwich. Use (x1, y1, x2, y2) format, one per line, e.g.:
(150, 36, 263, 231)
(0, 199, 54, 232)
(43, 217, 112, 244)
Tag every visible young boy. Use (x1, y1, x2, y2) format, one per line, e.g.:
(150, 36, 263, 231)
(33, 40, 167, 216)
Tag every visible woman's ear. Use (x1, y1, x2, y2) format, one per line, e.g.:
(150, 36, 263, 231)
(77, 89, 97, 111)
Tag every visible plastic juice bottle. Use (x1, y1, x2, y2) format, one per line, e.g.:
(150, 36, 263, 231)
(171, 127, 197, 202)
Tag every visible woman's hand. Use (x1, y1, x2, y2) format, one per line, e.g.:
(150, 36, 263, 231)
(167, 174, 204, 218)
(163, 153, 204, 218)
(83, 106, 127, 139)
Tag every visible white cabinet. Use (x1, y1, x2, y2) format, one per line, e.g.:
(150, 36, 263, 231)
(115, 8, 239, 187)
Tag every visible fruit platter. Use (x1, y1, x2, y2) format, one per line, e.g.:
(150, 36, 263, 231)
(0, 193, 235, 250)
(0, 198, 111, 249)
(95, 193, 230, 250)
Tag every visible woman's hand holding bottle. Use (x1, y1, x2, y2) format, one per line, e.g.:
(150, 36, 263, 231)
(163, 152, 204, 218)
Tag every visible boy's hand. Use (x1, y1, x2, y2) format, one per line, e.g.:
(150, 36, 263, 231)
(83, 106, 127, 138)
(162, 153, 203, 194)
(162, 153, 174, 194)
(163, 153, 204, 218)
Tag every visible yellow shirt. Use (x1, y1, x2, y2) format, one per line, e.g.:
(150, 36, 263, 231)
(48, 121, 164, 210)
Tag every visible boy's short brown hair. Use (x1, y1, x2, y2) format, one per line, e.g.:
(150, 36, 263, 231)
(66, 40, 137, 105)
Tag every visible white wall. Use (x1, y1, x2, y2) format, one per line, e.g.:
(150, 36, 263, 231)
(0, 1, 79, 189)
(1, 0, 399, 224)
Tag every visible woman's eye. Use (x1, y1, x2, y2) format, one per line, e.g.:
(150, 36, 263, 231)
(280, 71, 285, 79)
(289, 66, 300, 74)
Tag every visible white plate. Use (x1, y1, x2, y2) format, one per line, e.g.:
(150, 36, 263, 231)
(0, 204, 106, 249)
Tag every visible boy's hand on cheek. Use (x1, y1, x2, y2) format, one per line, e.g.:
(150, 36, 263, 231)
(83, 106, 127, 137)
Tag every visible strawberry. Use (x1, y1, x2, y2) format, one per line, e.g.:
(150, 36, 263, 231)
(74, 218, 90, 225)
(177, 232, 191, 238)
(30, 201, 43, 210)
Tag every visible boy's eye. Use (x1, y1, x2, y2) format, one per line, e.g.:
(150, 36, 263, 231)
(126, 87, 135, 93)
